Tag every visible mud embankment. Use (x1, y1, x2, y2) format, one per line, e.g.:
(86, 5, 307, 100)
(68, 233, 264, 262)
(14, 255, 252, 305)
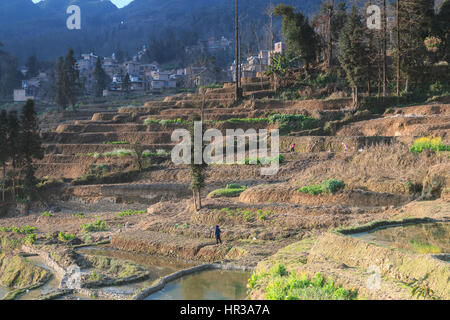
(111, 230, 232, 262)
(239, 184, 412, 208)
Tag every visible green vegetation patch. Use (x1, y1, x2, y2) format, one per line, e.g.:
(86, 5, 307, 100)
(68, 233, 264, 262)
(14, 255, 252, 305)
(268, 114, 319, 135)
(410, 137, 450, 153)
(0, 225, 36, 234)
(118, 209, 146, 217)
(225, 118, 269, 124)
(0, 254, 50, 290)
(409, 240, 442, 254)
(199, 83, 223, 89)
(249, 264, 357, 300)
(76, 148, 168, 159)
(81, 219, 109, 233)
(298, 179, 345, 195)
(144, 118, 188, 126)
(214, 207, 274, 222)
(103, 141, 129, 145)
(84, 255, 144, 282)
(208, 184, 247, 198)
(241, 154, 285, 165)
(58, 232, 76, 242)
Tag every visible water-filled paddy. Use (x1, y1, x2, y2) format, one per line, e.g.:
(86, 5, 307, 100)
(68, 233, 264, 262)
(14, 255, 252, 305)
(352, 222, 449, 254)
(4, 246, 250, 300)
(145, 269, 250, 300)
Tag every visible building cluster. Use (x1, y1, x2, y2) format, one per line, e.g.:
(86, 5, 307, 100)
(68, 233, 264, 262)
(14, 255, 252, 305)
(13, 40, 286, 102)
(185, 36, 232, 54)
(76, 52, 178, 96)
(13, 72, 51, 102)
(229, 42, 286, 81)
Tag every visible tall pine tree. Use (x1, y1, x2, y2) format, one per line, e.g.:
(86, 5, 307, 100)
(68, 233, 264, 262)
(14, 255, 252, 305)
(63, 48, 80, 109)
(7, 111, 21, 200)
(122, 73, 131, 97)
(20, 99, 44, 200)
(189, 114, 206, 211)
(397, 0, 435, 91)
(94, 56, 108, 97)
(56, 56, 68, 110)
(273, 4, 318, 69)
(338, 6, 368, 106)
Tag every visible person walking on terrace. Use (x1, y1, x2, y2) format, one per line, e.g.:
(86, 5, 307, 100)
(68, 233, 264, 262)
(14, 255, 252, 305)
(215, 225, 222, 245)
(289, 144, 296, 153)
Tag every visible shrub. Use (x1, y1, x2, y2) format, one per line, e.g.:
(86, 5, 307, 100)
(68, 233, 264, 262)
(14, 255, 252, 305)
(262, 267, 358, 300)
(58, 232, 76, 242)
(298, 179, 345, 195)
(25, 233, 37, 245)
(208, 184, 246, 198)
(19, 225, 36, 234)
(0, 225, 36, 234)
(226, 183, 243, 189)
(81, 219, 109, 233)
(410, 137, 450, 153)
(270, 264, 288, 277)
(144, 118, 160, 125)
(321, 179, 346, 194)
(41, 211, 53, 217)
(298, 184, 324, 195)
(248, 272, 266, 289)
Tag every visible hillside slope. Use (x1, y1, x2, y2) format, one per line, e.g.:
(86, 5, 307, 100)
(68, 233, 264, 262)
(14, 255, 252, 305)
(0, 0, 321, 61)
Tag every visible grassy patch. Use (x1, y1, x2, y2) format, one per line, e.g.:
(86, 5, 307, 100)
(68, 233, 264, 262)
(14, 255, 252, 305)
(226, 118, 269, 124)
(214, 207, 274, 222)
(118, 209, 146, 217)
(268, 114, 319, 135)
(208, 184, 247, 198)
(76, 148, 168, 159)
(81, 219, 109, 233)
(144, 118, 188, 126)
(242, 155, 285, 165)
(199, 83, 223, 89)
(0, 255, 50, 290)
(41, 211, 53, 217)
(409, 240, 442, 254)
(298, 179, 345, 195)
(249, 264, 357, 300)
(0, 225, 36, 234)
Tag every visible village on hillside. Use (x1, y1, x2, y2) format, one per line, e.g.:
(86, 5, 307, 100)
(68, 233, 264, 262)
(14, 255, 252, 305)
(13, 37, 286, 102)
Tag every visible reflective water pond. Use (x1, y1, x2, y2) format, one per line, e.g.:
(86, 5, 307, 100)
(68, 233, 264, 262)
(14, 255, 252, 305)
(77, 246, 196, 279)
(352, 222, 449, 254)
(145, 269, 250, 300)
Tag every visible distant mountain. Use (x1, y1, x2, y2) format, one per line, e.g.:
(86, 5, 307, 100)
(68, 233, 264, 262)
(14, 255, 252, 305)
(0, 0, 42, 23)
(0, 0, 322, 62)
